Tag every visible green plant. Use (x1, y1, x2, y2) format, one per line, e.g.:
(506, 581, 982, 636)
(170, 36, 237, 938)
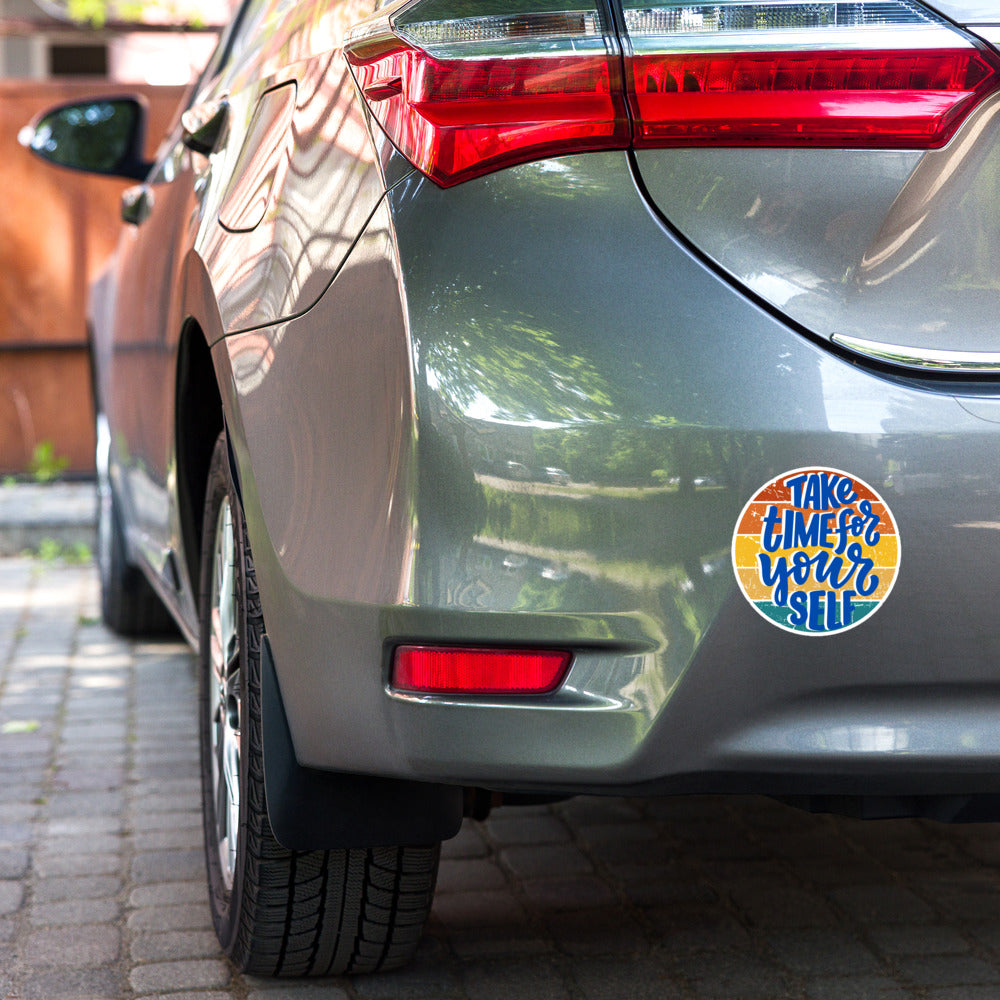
(1, 720, 40, 735)
(28, 441, 69, 483)
(30, 538, 92, 564)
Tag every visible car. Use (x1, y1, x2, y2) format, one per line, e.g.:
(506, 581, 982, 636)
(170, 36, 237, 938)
(21, 0, 1000, 977)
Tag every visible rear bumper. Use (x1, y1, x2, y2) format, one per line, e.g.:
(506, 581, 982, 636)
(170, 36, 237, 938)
(218, 152, 1000, 798)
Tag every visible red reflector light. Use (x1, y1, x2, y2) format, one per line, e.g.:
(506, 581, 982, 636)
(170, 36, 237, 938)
(629, 48, 999, 147)
(392, 645, 571, 695)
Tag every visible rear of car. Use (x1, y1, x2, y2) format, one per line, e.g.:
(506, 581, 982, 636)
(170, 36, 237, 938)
(25, 0, 1000, 977)
(208, 0, 1000, 971)
(232, 0, 1000, 801)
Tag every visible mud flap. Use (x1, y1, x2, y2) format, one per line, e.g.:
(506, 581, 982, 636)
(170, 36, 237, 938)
(260, 635, 463, 849)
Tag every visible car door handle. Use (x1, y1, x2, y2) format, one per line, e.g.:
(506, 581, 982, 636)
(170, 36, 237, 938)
(181, 97, 230, 156)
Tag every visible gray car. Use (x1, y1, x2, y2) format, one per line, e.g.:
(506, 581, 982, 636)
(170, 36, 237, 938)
(21, 0, 1000, 977)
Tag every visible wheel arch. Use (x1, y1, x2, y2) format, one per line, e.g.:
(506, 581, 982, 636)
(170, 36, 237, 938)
(175, 318, 224, 598)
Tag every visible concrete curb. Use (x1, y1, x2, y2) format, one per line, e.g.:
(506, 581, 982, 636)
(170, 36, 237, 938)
(0, 482, 97, 556)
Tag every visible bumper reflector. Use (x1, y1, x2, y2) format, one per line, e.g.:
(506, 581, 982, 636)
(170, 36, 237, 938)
(392, 645, 571, 695)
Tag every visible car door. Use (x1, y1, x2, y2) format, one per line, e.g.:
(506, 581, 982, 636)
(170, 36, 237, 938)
(104, 2, 256, 592)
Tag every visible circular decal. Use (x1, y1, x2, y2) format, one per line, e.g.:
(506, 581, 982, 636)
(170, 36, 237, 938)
(732, 467, 900, 636)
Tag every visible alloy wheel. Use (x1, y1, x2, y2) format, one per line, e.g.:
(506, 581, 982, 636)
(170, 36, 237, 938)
(208, 496, 241, 890)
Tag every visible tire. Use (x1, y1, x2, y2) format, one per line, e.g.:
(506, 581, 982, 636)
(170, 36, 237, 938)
(95, 413, 175, 636)
(198, 432, 440, 976)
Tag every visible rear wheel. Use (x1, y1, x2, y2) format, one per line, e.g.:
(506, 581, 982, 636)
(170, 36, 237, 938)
(95, 413, 175, 635)
(198, 432, 440, 976)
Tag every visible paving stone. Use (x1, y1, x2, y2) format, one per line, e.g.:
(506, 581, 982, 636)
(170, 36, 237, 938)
(868, 923, 972, 956)
(924, 989, 1000, 1000)
(44, 816, 122, 837)
(0, 821, 34, 844)
(557, 798, 643, 825)
(33, 851, 120, 878)
(462, 957, 570, 1000)
(130, 848, 204, 883)
(0, 848, 29, 878)
(353, 964, 462, 999)
(573, 957, 685, 1000)
(135, 993, 233, 1000)
(130, 929, 221, 962)
(674, 951, 795, 1000)
(765, 928, 885, 976)
(8, 560, 1000, 1000)
(0, 879, 24, 914)
(440, 822, 490, 860)
(24, 925, 120, 967)
(0, 804, 41, 825)
(128, 958, 230, 992)
(46, 790, 124, 818)
(545, 907, 650, 956)
(436, 858, 507, 893)
(484, 812, 570, 846)
(647, 902, 753, 952)
(803, 977, 911, 1000)
(934, 888, 1000, 923)
(245, 986, 350, 1000)
(131, 777, 201, 799)
(729, 883, 840, 928)
(33, 875, 121, 902)
(896, 955, 1000, 986)
(20, 966, 120, 1000)
(520, 875, 618, 911)
(447, 926, 553, 959)
(126, 902, 213, 932)
(577, 821, 661, 846)
(129, 881, 207, 908)
(500, 843, 593, 880)
(621, 873, 718, 908)
(131, 827, 203, 851)
(128, 809, 201, 833)
(432, 889, 528, 928)
(29, 897, 119, 926)
(829, 884, 937, 924)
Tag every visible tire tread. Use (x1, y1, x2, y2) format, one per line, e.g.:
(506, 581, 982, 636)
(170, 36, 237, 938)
(199, 433, 438, 978)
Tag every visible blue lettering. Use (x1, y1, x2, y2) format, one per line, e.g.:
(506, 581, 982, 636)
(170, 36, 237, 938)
(784, 473, 808, 508)
(761, 505, 783, 553)
(842, 590, 855, 626)
(788, 591, 808, 626)
(835, 475, 858, 505)
(808, 590, 825, 630)
(783, 509, 835, 549)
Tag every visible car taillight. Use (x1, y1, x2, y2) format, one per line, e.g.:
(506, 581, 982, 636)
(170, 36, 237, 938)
(346, 0, 1000, 186)
(622, 1, 1000, 147)
(344, 4, 630, 187)
(392, 645, 572, 694)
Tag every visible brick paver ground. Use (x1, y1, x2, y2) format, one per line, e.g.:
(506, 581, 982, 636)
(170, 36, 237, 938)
(6, 557, 1000, 998)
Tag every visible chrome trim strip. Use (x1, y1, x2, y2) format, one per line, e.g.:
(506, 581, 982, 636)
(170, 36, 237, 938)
(970, 25, 1000, 47)
(832, 333, 1000, 372)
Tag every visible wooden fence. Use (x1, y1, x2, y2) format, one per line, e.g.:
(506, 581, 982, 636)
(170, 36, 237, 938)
(0, 80, 186, 476)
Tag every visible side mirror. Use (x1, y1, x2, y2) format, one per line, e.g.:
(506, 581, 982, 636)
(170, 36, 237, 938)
(19, 97, 152, 181)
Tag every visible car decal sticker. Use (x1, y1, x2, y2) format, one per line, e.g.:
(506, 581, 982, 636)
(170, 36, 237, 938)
(732, 467, 900, 636)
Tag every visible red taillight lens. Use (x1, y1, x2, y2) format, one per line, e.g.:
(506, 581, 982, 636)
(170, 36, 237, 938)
(392, 645, 571, 695)
(629, 48, 999, 147)
(345, 0, 1000, 186)
(346, 37, 629, 187)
